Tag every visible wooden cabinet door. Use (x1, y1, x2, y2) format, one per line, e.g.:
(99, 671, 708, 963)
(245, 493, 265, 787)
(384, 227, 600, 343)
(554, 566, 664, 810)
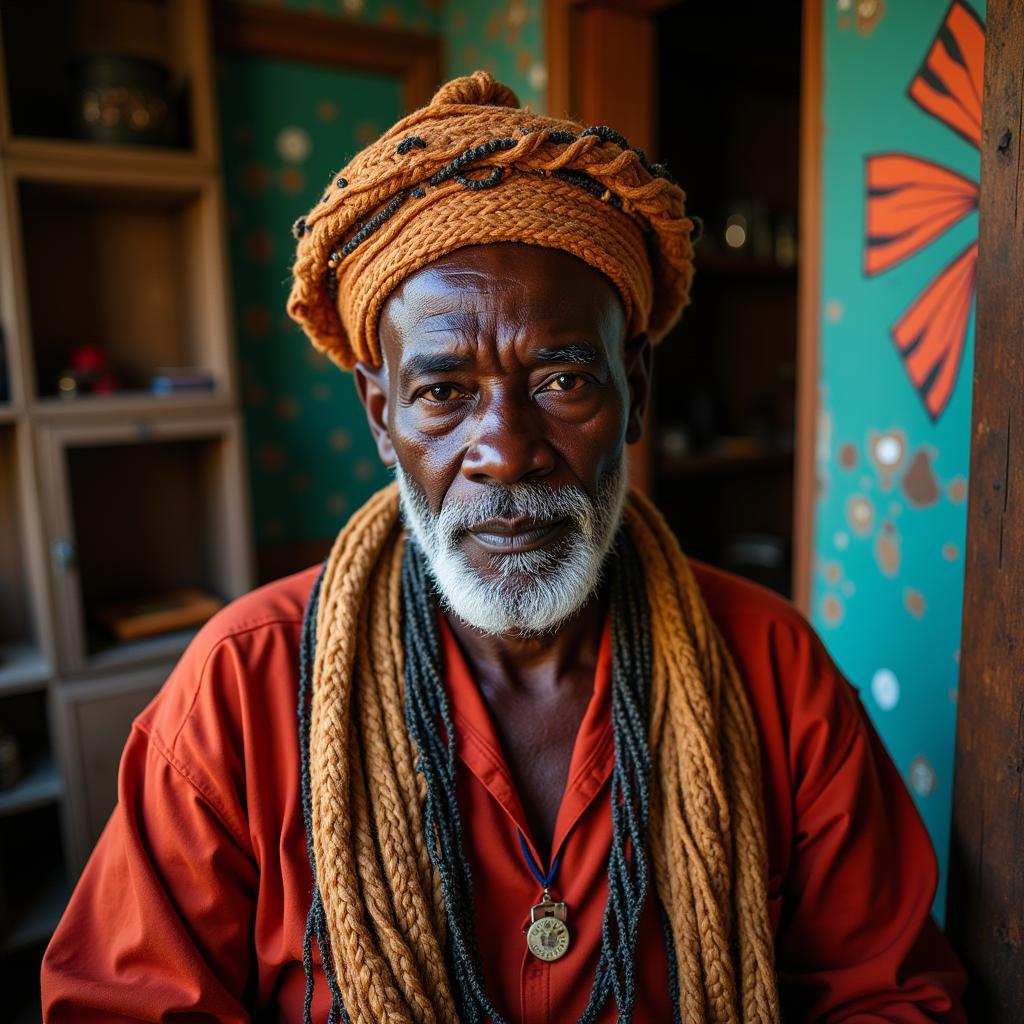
(53, 668, 164, 875)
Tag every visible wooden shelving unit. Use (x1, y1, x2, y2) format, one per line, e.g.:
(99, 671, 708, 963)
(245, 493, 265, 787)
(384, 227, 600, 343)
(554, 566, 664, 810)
(0, 2, 255, 1012)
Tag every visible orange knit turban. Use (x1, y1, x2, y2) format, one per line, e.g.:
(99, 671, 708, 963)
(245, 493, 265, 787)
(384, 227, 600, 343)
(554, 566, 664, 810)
(286, 70, 699, 371)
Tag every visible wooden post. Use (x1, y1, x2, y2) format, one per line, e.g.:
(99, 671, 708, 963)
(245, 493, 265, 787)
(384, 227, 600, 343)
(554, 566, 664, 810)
(946, 0, 1024, 1016)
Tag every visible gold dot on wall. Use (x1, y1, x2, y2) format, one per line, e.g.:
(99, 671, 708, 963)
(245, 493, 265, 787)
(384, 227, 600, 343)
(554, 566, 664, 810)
(313, 382, 330, 401)
(821, 593, 844, 626)
(341, 0, 364, 15)
(291, 473, 310, 493)
(318, 99, 338, 122)
(845, 493, 875, 537)
(328, 493, 349, 515)
(825, 299, 844, 322)
(355, 120, 381, 146)
(824, 561, 842, 585)
(379, 4, 401, 27)
(942, 542, 959, 561)
(275, 126, 312, 163)
(274, 396, 298, 421)
(838, 442, 857, 469)
(330, 429, 352, 451)
(486, 9, 503, 38)
(354, 458, 375, 481)
(258, 444, 286, 471)
(903, 587, 925, 618)
(517, 48, 533, 73)
(452, 11, 467, 31)
(461, 45, 480, 66)
(529, 63, 548, 91)
(242, 162, 270, 196)
(508, 0, 528, 29)
(279, 167, 305, 193)
(874, 519, 901, 576)
(947, 476, 968, 502)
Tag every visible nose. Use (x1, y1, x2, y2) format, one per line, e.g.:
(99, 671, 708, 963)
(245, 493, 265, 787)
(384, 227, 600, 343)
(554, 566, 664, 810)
(461, 392, 556, 485)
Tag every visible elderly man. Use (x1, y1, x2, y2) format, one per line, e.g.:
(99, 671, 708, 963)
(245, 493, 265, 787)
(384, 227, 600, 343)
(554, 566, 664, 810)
(42, 72, 966, 1023)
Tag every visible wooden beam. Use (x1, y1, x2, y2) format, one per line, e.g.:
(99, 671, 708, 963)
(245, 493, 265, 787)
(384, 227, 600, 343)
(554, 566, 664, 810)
(946, 0, 1024, 1016)
(792, 0, 822, 615)
(211, 0, 443, 113)
(555, 1, 657, 494)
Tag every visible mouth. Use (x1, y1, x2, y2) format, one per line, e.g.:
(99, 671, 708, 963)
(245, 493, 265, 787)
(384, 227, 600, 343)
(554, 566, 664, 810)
(466, 516, 569, 554)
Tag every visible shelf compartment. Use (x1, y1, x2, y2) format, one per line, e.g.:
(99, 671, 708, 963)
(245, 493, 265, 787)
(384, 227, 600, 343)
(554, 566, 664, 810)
(0, 424, 51, 691)
(37, 415, 253, 673)
(0, 751, 62, 818)
(0, 0, 216, 157)
(0, 804, 70, 952)
(12, 172, 233, 402)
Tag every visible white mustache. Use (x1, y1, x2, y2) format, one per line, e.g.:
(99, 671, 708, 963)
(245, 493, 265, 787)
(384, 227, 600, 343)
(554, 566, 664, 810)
(434, 483, 596, 543)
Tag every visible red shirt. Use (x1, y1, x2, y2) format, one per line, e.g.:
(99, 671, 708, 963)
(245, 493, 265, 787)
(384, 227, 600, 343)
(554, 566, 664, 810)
(41, 558, 967, 1022)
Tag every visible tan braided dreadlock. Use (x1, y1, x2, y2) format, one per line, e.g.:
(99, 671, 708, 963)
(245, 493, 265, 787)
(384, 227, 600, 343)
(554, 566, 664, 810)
(288, 71, 779, 1022)
(301, 485, 780, 1023)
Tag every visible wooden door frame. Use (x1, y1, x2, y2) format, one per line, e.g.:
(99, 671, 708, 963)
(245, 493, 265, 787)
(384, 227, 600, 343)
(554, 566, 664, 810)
(547, 0, 821, 611)
(946, 0, 1024, 1015)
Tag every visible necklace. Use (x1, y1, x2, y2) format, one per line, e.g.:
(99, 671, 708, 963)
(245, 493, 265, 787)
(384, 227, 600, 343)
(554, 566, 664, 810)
(517, 829, 571, 961)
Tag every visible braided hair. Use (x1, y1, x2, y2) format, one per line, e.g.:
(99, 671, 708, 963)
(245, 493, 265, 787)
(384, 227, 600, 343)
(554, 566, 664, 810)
(299, 530, 683, 1022)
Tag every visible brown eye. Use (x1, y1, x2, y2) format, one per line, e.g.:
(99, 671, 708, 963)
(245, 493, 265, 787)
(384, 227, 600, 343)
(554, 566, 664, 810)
(547, 373, 584, 392)
(424, 384, 455, 402)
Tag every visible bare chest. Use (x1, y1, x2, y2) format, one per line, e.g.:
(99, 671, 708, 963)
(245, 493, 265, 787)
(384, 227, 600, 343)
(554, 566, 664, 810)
(482, 681, 594, 866)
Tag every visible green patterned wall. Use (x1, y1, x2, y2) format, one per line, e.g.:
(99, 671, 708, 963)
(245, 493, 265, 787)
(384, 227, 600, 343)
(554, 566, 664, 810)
(812, 0, 984, 924)
(217, 1, 546, 553)
(446, 0, 545, 111)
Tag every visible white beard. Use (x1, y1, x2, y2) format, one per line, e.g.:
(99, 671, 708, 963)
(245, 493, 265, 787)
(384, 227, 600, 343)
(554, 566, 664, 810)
(394, 453, 630, 637)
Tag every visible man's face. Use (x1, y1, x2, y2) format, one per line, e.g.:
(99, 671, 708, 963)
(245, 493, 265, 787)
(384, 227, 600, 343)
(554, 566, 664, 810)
(355, 242, 652, 634)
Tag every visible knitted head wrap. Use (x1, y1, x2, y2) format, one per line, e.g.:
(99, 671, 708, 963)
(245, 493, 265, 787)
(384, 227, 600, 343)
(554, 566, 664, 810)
(286, 70, 699, 370)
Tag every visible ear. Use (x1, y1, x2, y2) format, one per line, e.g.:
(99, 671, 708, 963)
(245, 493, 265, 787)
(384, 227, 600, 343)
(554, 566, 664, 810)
(353, 360, 396, 466)
(623, 332, 653, 445)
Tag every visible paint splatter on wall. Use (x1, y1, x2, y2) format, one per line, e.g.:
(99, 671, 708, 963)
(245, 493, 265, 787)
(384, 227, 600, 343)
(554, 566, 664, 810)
(814, 0, 984, 924)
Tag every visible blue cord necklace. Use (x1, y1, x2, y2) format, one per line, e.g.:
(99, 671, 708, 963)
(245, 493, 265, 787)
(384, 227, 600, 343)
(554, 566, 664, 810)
(517, 828, 571, 962)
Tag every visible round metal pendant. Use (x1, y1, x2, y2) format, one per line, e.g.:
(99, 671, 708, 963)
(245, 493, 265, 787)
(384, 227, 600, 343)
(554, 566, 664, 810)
(526, 915, 571, 961)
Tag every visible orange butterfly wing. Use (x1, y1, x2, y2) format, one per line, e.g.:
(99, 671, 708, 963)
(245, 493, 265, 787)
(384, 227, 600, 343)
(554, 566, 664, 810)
(891, 241, 977, 421)
(865, 154, 978, 275)
(907, 0, 985, 148)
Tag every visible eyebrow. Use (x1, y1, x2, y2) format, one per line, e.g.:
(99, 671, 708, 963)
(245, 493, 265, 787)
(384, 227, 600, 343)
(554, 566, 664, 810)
(534, 344, 599, 365)
(398, 352, 473, 388)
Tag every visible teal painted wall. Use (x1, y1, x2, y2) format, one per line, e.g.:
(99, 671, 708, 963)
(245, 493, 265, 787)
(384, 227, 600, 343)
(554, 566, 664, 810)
(217, 1, 546, 549)
(812, 0, 984, 923)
